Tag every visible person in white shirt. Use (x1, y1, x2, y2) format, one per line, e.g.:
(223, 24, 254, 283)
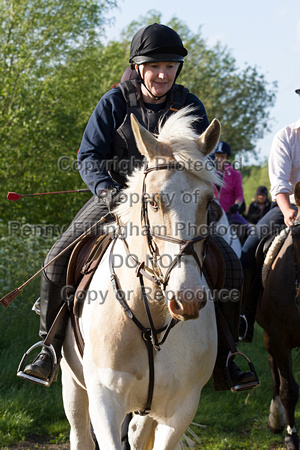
(239, 88, 300, 342)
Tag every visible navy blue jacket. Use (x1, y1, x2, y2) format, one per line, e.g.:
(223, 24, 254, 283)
(78, 83, 209, 196)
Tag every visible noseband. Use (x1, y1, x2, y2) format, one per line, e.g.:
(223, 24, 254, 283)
(109, 161, 209, 415)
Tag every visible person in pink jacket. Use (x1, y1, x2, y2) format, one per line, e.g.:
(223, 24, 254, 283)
(213, 141, 244, 212)
(213, 141, 250, 244)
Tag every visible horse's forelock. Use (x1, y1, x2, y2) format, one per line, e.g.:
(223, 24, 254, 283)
(157, 107, 220, 186)
(157, 106, 200, 143)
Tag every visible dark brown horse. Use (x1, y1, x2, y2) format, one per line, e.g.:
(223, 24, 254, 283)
(256, 181, 300, 450)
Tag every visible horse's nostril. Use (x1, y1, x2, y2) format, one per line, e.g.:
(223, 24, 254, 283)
(169, 296, 183, 310)
(174, 300, 182, 310)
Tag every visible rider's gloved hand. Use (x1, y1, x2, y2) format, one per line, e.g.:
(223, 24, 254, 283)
(99, 185, 122, 210)
(229, 203, 240, 214)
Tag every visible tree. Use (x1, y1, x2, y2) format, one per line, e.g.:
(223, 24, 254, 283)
(0, 0, 117, 225)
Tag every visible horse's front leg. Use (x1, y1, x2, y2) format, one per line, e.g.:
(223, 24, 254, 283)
(86, 383, 125, 449)
(278, 354, 299, 450)
(268, 335, 299, 450)
(150, 385, 202, 450)
(61, 360, 95, 450)
(264, 331, 286, 434)
(128, 415, 157, 449)
(83, 355, 130, 450)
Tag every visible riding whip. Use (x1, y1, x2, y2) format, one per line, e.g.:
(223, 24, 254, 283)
(0, 214, 109, 308)
(7, 189, 90, 202)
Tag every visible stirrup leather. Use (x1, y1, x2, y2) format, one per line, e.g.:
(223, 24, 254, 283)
(17, 341, 58, 387)
(226, 349, 260, 393)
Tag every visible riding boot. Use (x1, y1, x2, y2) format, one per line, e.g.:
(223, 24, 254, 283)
(24, 272, 68, 381)
(239, 268, 260, 343)
(213, 295, 258, 392)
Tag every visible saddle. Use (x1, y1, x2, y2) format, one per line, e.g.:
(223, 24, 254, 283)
(255, 228, 289, 269)
(255, 231, 278, 269)
(66, 232, 113, 318)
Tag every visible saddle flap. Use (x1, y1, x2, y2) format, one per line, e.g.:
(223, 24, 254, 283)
(255, 232, 276, 268)
(66, 233, 113, 318)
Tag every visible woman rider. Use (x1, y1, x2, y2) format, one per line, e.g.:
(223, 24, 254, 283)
(23, 23, 257, 396)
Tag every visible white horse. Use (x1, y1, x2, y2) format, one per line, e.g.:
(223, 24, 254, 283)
(61, 108, 221, 449)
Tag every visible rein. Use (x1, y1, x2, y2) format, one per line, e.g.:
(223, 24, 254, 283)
(109, 162, 209, 415)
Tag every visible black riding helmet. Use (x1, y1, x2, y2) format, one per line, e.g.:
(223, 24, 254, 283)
(129, 23, 188, 64)
(129, 23, 188, 99)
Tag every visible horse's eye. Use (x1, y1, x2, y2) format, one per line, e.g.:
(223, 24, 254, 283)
(149, 200, 159, 211)
(206, 198, 213, 210)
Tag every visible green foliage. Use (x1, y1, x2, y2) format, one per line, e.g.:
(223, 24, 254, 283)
(175, 24, 277, 155)
(242, 162, 270, 206)
(0, 0, 118, 226)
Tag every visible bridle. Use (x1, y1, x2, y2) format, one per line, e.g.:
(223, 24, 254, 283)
(109, 161, 209, 415)
(140, 162, 209, 289)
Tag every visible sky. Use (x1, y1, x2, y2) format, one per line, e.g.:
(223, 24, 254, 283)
(103, 0, 300, 164)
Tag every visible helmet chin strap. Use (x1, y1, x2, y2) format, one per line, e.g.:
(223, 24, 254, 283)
(137, 63, 183, 101)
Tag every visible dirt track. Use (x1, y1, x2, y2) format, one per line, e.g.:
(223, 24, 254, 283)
(7, 439, 69, 449)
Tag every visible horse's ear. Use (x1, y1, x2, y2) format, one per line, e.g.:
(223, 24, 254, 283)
(294, 182, 300, 207)
(196, 118, 221, 156)
(130, 114, 159, 158)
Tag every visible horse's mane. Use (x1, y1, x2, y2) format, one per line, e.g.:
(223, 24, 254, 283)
(156, 106, 220, 185)
(261, 227, 290, 287)
(114, 106, 221, 226)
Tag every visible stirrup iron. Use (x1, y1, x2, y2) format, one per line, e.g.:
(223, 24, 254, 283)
(32, 297, 41, 315)
(239, 314, 248, 341)
(226, 349, 260, 393)
(17, 341, 58, 387)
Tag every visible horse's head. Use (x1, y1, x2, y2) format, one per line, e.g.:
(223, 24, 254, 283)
(115, 107, 221, 321)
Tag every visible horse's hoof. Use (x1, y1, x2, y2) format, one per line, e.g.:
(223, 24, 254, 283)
(267, 397, 286, 434)
(285, 432, 299, 450)
(267, 417, 285, 434)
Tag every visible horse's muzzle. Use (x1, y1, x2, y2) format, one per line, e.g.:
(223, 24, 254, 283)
(168, 291, 207, 321)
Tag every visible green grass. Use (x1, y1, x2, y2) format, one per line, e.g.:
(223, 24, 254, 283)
(190, 323, 300, 449)
(0, 222, 68, 447)
(1, 223, 299, 448)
